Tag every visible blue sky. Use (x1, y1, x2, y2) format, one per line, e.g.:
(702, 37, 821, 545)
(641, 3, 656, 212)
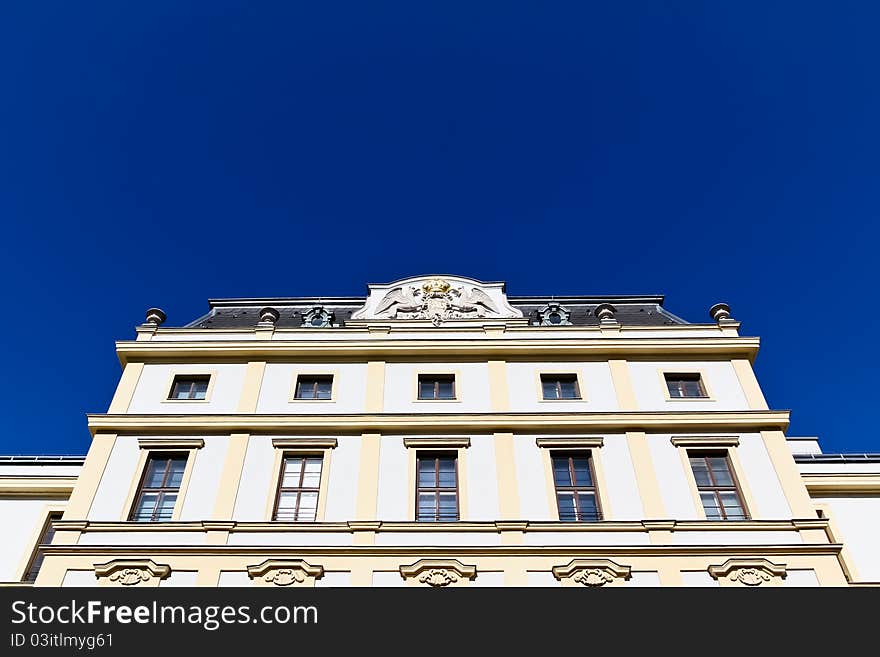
(1, 2, 877, 455)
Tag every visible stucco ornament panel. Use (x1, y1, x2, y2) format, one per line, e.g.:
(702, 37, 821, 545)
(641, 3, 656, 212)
(94, 559, 171, 587)
(708, 559, 786, 587)
(246, 559, 324, 587)
(399, 559, 477, 587)
(351, 276, 523, 325)
(552, 559, 632, 588)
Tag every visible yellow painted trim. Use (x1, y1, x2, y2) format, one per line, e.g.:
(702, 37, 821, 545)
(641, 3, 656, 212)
(814, 503, 861, 583)
(403, 437, 470, 449)
(536, 436, 603, 449)
(608, 360, 637, 410)
(726, 447, 759, 520)
(493, 433, 520, 520)
(271, 437, 338, 450)
(0, 477, 76, 496)
(731, 359, 769, 410)
(761, 430, 816, 517)
(107, 362, 144, 413)
(625, 431, 667, 518)
(63, 433, 117, 520)
(237, 361, 266, 412)
(365, 361, 386, 412)
(88, 410, 791, 434)
(540, 444, 610, 520)
(212, 433, 250, 519)
(137, 438, 205, 450)
(121, 447, 198, 522)
(671, 436, 739, 448)
(265, 444, 334, 522)
(675, 443, 755, 520)
(13, 503, 66, 583)
(802, 473, 880, 494)
(408, 446, 468, 520)
(488, 360, 510, 411)
(355, 433, 381, 521)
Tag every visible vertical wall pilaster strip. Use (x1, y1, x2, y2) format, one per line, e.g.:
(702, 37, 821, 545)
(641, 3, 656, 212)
(493, 432, 520, 520)
(488, 360, 510, 411)
(212, 433, 250, 519)
(760, 430, 816, 518)
(731, 359, 769, 409)
(236, 361, 266, 413)
(365, 361, 386, 413)
(107, 362, 144, 413)
(625, 431, 666, 518)
(63, 433, 117, 520)
(609, 360, 638, 410)
(355, 433, 382, 521)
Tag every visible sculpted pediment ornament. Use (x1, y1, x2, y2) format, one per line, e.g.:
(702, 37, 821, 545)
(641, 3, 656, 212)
(399, 559, 477, 587)
(708, 559, 786, 587)
(552, 559, 632, 588)
(94, 559, 171, 587)
(246, 559, 324, 587)
(351, 276, 523, 325)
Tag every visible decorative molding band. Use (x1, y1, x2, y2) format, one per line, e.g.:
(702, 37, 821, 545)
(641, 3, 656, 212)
(137, 438, 204, 450)
(399, 559, 477, 587)
(93, 559, 171, 586)
(403, 437, 471, 449)
(707, 558, 787, 586)
(552, 558, 631, 587)
(536, 437, 604, 449)
(246, 559, 324, 587)
(670, 436, 740, 448)
(115, 336, 761, 364)
(0, 476, 78, 496)
(88, 411, 791, 435)
(271, 438, 338, 450)
(801, 473, 880, 494)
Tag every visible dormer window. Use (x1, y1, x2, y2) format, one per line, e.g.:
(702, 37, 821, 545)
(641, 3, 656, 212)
(537, 303, 572, 326)
(302, 307, 332, 328)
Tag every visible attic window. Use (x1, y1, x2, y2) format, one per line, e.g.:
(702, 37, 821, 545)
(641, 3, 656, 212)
(537, 303, 571, 326)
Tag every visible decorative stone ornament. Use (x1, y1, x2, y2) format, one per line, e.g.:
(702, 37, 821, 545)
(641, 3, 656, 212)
(302, 306, 333, 328)
(399, 559, 477, 587)
(709, 302, 733, 323)
(552, 559, 632, 587)
(246, 559, 324, 587)
(707, 558, 786, 587)
(258, 306, 280, 325)
(94, 559, 171, 587)
(594, 303, 617, 322)
(144, 307, 167, 326)
(537, 303, 572, 326)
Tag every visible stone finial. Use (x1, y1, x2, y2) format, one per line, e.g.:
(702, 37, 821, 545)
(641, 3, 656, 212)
(709, 303, 732, 323)
(594, 303, 617, 322)
(145, 308, 166, 326)
(258, 307, 280, 325)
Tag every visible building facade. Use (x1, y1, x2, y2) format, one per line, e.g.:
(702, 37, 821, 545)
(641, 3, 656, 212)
(1, 275, 878, 587)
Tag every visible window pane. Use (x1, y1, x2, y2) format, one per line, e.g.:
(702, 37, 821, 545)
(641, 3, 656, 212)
(700, 492, 723, 520)
(571, 457, 592, 485)
(666, 379, 683, 397)
(437, 458, 456, 487)
(552, 457, 572, 486)
(708, 457, 733, 485)
(315, 381, 332, 399)
(166, 459, 186, 487)
(155, 493, 176, 520)
(418, 381, 434, 399)
(437, 380, 454, 399)
(297, 492, 318, 521)
(577, 492, 599, 521)
(557, 492, 577, 521)
(683, 379, 704, 397)
(720, 492, 745, 520)
(418, 459, 435, 487)
(542, 380, 558, 400)
(559, 379, 579, 399)
(170, 383, 186, 399)
(690, 458, 712, 487)
(438, 493, 458, 520)
(133, 493, 158, 521)
(418, 493, 437, 520)
(275, 492, 298, 520)
(294, 382, 310, 399)
(192, 380, 209, 399)
(144, 459, 169, 488)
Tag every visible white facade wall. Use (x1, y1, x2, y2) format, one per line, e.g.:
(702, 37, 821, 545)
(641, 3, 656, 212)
(0, 498, 61, 581)
(376, 436, 409, 521)
(465, 435, 499, 520)
(256, 363, 368, 414)
(628, 360, 749, 411)
(645, 434, 700, 520)
(815, 495, 880, 581)
(383, 362, 491, 413)
(323, 436, 362, 521)
(233, 436, 279, 521)
(88, 436, 142, 521)
(127, 363, 247, 414)
(735, 433, 791, 519)
(506, 361, 619, 411)
(179, 436, 229, 520)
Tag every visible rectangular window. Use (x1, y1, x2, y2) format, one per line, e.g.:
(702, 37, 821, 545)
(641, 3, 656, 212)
(416, 454, 459, 521)
(22, 512, 63, 583)
(294, 375, 334, 400)
(130, 454, 187, 521)
(168, 375, 210, 400)
(273, 455, 323, 521)
(552, 453, 601, 522)
(665, 373, 708, 398)
(418, 374, 456, 400)
(688, 452, 748, 520)
(541, 374, 581, 400)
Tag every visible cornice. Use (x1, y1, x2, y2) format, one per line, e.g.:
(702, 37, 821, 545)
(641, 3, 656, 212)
(0, 476, 78, 496)
(86, 410, 790, 435)
(115, 335, 760, 365)
(801, 473, 880, 494)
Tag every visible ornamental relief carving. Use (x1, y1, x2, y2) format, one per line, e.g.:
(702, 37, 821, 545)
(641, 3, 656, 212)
(552, 559, 632, 588)
(93, 559, 171, 587)
(707, 559, 786, 587)
(247, 559, 324, 587)
(399, 559, 477, 587)
(571, 568, 616, 588)
(417, 569, 459, 587)
(728, 568, 772, 587)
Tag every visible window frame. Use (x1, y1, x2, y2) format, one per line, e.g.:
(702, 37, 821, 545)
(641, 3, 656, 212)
(416, 374, 458, 401)
(271, 453, 325, 522)
(661, 371, 712, 400)
(19, 509, 64, 583)
(550, 451, 603, 522)
(292, 374, 335, 401)
(415, 452, 460, 522)
(540, 373, 582, 401)
(164, 372, 215, 402)
(687, 450, 750, 521)
(128, 452, 190, 522)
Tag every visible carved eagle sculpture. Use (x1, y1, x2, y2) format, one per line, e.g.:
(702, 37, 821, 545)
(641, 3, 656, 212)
(374, 286, 422, 317)
(374, 284, 498, 319)
(451, 286, 499, 315)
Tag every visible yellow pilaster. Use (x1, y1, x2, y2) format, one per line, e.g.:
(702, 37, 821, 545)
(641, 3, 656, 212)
(107, 362, 144, 413)
(212, 433, 250, 519)
(355, 433, 381, 521)
(732, 359, 769, 410)
(609, 360, 638, 409)
(493, 433, 520, 520)
(365, 361, 386, 412)
(63, 433, 117, 520)
(625, 432, 666, 517)
(488, 360, 510, 411)
(236, 361, 266, 413)
(761, 430, 816, 517)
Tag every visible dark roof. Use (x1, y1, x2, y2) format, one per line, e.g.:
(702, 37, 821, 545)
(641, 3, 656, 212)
(181, 295, 688, 329)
